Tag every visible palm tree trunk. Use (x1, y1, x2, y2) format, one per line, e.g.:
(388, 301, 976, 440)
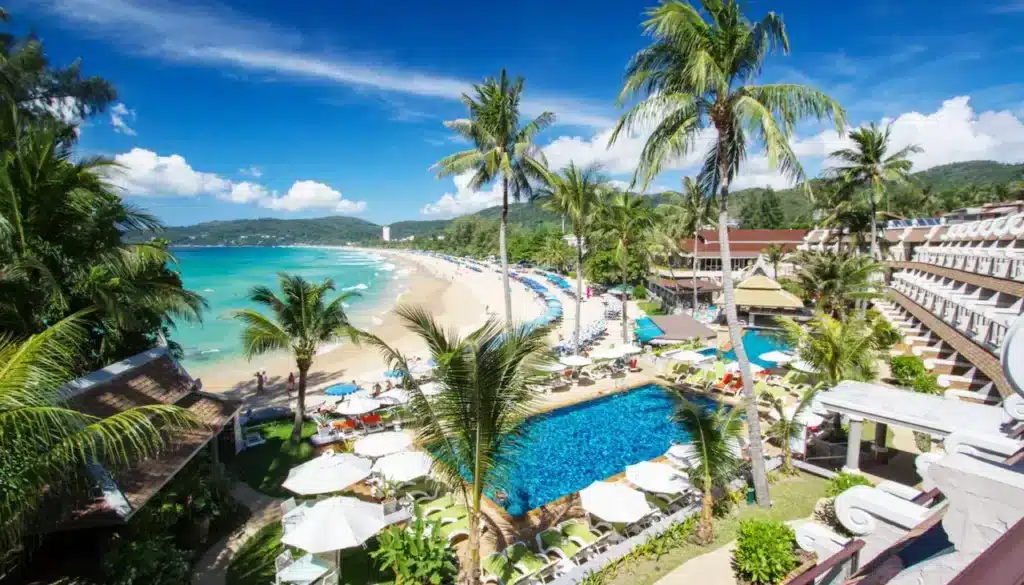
(692, 236, 700, 316)
(467, 506, 482, 585)
(716, 164, 771, 507)
(621, 245, 629, 344)
(869, 193, 879, 261)
(292, 361, 310, 443)
(697, 485, 714, 543)
(499, 176, 513, 326)
(575, 234, 583, 354)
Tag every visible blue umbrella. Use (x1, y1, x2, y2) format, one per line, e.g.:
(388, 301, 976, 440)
(324, 383, 360, 396)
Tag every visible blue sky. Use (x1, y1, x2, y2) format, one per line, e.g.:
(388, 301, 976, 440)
(13, 0, 1024, 226)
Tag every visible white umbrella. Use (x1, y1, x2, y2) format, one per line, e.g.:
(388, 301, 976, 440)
(359, 371, 386, 384)
(282, 452, 372, 495)
(538, 362, 567, 373)
(784, 405, 825, 427)
(616, 344, 643, 356)
(560, 355, 593, 367)
(335, 396, 382, 415)
(282, 496, 386, 554)
(417, 381, 444, 396)
(625, 462, 690, 494)
(378, 389, 411, 405)
(791, 359, 820, 374)
(664, 349, 711, 364)
(725, 361, 764, 374)
(667, 444, 698, 468)
(589, 348, 621, 361)
(408, 363, 433, 376)
(353, 431, 413, 458)
(372, 451, 433, 482)
(579, 481, 652, 524)
(760, 351, 795, 365)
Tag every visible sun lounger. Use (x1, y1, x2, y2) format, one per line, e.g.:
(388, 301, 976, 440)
(415, 493, 456, 515)
(482, 552, 524, 585)
(505, 542, 559, 582)
(557, 520, 611, 555)
(536, 529, 583, 563)
(400, 478, 439, 500)
(427, 504, 468, 523)
(439, 516, 471, 544)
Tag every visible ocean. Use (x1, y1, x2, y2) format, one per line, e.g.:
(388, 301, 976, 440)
(168, 247, 403, 365)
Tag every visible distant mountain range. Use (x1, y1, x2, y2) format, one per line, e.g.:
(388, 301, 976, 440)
(130, 160, 1024, 247)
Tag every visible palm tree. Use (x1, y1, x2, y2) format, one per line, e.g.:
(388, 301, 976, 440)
(776, 310, 883, 387)
(536, 233, 574, 274)
(764, 243, 787, 279)
(672, 390, 743, 543)
(434, 70, 555, 326)
(231, 274, 360, 443)
(659, 177, 716, 314)
(363, 306, 550, 585)
(0, 314, 194, 551)
(539, 163, 605, 352)
(790, 251, 883, 318)
(826, 123, 921, 260)
(764, 385, 819, 474)
(595, 189, 655, 343)
(609, 0, 846, 506)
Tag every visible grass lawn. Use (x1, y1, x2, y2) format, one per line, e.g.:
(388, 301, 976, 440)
(226, 523, 389, 585)
(638, 300, 665, 315)
(604, 473, 828, 585)
(231, 420, 318, 497)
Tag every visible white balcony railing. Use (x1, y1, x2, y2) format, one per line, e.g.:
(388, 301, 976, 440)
(910, 246, 1024, 282)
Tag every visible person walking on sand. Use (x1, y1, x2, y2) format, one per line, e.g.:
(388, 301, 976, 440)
(255, 370, 266, 395)
(286, 372, 295, 398)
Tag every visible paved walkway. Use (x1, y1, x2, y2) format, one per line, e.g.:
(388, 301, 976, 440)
(191, 483, 283, 585)
(654, 542, 738, 585)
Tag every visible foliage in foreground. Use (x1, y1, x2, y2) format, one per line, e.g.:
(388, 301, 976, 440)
(371, 514, 458, 585)
(825, 472, 873, 497)
(733, 519, 799, 585)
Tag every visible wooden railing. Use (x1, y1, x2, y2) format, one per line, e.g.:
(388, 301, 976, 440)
(788, 539, 865, 585)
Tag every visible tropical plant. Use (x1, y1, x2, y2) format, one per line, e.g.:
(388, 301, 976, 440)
(764, 244, 787, 279)
(658, 177, 716, 313)
(372, 513, 458, 585)
(671, 391, 743, 543)
(776, 311, 882, 387)
(825, 472, 872, 497)
(539, 162, 606, 351)
(826, 123, 921, 260)
(535, 234, 574, 273)
(363, 306, 551, 585)
(102, 535, 191, 585)
(764, 386, 819, 473)
(733, 519, 798, 585)
(0, 315, 194, 554)
(610, 0, 846, 506)
(434, 69, 555, 325)
(788, 251, 882, 317)
(595, 189, 655, 343)
(890, 355, 927, 387)
(231, 274, 361, 443)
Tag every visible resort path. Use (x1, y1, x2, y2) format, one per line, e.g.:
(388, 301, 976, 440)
(191, 482, 283, 585)
(654, 542, 738, 585)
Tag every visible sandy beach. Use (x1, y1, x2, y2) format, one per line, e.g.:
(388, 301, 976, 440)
(194, 249, 632, 409)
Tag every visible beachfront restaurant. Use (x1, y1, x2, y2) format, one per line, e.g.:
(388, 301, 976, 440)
(716, 274, 806, 328)
(645, 276, 722, 311)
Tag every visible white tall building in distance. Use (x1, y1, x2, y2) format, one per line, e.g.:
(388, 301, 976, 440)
(382, 225, 390, 242)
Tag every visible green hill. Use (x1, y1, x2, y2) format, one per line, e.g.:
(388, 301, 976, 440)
(128, 216, 381, 246)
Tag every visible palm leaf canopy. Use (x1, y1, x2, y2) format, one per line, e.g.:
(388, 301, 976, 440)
(826, 122, 921, 191)
(596, 189, 657, 262)
(776, 310, 880, 386)
(672, 394, 743, 491)
(538, 162, 607, 236)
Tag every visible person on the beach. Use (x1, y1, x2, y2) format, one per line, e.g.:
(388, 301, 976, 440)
(286, 372, 295, 397)
(372, 382, 382, 397)
(255, 370, 265, 394)
(385, 380, 394, 391)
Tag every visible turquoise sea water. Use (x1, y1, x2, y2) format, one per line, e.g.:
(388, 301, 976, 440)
(169, 247, 401, 365)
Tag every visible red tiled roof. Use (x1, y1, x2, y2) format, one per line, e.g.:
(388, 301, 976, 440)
(653, 277, 722, 292)
(679, 229, 808, 254)
(689, 242, 803, 257)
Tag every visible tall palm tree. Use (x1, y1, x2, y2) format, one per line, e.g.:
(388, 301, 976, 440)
(659, 177, 716, 314)
(790, 251, 882, 318)
(595, 189, 655, 343)
(764, 243, 787, 279)
(434, 70, 555, 326)
(609, 0, 846, 506)
(672, 390, 743, 543)
(536, 233, 574, 274)
(0, 314, 194, 552)
(775, 310, 883, 387)
(363, 306, 550, 585)
(231, 274, 360, 443)
(826, 123, 921, 260)
(764, 385, 819, 474)
(539, 162, 605, 353)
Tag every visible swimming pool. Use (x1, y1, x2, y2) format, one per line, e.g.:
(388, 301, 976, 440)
(634, 316, 665, 343)
(699, 329, 792, 369)
(489, 384, 718, 516)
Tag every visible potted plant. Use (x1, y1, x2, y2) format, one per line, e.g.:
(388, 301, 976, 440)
(377, 479, 402, 515)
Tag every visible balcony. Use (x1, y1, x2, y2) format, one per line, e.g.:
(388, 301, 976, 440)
(911, 244, 1024, 282)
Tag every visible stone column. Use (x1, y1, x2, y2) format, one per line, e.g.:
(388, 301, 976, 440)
(873, 422, 889, 459)
(844, 416, 864, 474)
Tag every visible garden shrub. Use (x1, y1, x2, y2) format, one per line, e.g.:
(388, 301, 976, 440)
(890, 356, 926, 387)
(733, 519, 798, 585)
(102, 536, 191, 585)
(813, 498, 854, 537)
(633, 284, 648, 299)
(911, 374, 941, 395)
(914, 431, 933, 452)
(372, 514, 458, 585)
(870, 316, 902, 349)
(826, 472, 872, 497)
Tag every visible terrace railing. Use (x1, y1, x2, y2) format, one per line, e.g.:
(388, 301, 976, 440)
(787, 539, 865, 585)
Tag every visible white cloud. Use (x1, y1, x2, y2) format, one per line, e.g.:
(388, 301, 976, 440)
(109, 102, 137, 135)
(107, 148, 366, 213)
(543, 126, 714, 175)
(421, 173, 503, 217)
(239, 166, 264, 178)
(34, 0, 614, 128)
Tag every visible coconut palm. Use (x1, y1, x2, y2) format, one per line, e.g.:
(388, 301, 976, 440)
(536, 234, 574, 274)
(764, 243, 787, 279)
(776, 310, 883, 387)
(609, 0, 846, 505)
(538, 162, 605, 353)
(362, 306, 550, 585)
(595, 189, 655, 343)
(434, 70, 555, 326)
(231, 274, 360, 443)
(790, 251, 883, 318)
(658, 177, 716, 314)
(0, 314, 194, 551)
(764, 385, 820, 474)
(826, 123, 921, 260)
(672, 389, 743, 543)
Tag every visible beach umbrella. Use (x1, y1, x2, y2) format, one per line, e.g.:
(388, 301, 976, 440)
(616, 344, 643, 356)
(759, 351, 795, 365)
(282, 452, 372, 495)
(372, 451, 433, 482)
(378, 389, 411, 406)
(325, 382, 361, 396)
(579, 482, 652, 524)
(667, 444, 698, 467)
(353, 431, 413, 458)
(589, 348, 621, 361)
(790, 359, 820, 374)
(303, 395, 339, 410)
(538, 362, 566, 373)
(725, 361, 764, 374)
(625, 462, 691, 494)
(359, 371, 387, 384)
(335, 396, 382, 416)
(784, 405, 825, 427)
(663, 349, 711, 364)
(417, 381, 443, 396)
(408, 363, 433, 376)
(281, 496, 386, 555)
(560, 355, 593, 367)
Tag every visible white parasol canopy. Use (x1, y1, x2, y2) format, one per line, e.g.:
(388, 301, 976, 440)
(353, 431, 413, 458)
(335, 396, 382, 415)
(588, 348, 621, 361)
(417, 381, 444, 396)
(784, 405, 825, 427)
(725, 361, 764, 374)
(759, 351, 795, 365)
(664, 349, 712, 364)
(790, 359, 820, 374)
(359, 371, 387, 384)
(579, 481, 652, 524)
(538, 362, 567, 373)
(625, 461, 691, 494)
(378, 389, 411, 406)
(281, 496, 386, 553)
(372, 451, 433, 482)
(560, 355, 593, 367)
(282, 452, 372, 495)
(616, 344, 643, 356)
(408, 363, 433, 376)
(303, 395, 338, 410)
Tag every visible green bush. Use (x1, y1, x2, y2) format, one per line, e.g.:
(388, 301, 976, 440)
(890, 356, 927, 387)
(914, 431, 933, 452)
(825, 472, 872, 497)
(568, 270, 577, 278)
(870, 315, 902, 349)
(372, 514, 458, 585)
(103, 536, 191, 585)
(733, 519, 798, 585)
(638, 300, 665, 316)
(911, 374, 941, 395)
(633, 284, 648, 299)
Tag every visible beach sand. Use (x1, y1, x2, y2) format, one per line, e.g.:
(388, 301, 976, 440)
(194, 249, 632, 409)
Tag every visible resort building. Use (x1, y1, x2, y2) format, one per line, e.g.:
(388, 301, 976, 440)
(941, 200, 1024, 224)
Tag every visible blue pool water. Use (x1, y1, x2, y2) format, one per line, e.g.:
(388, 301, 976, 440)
(489, 384, 719, 516)
(699, 330, 791, 369)
(634, 316, 666, 343)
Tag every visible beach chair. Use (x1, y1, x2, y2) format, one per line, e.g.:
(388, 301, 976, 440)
(536, 529, 584, 564)
(320, 570, 339, 585)
(505, 542, 559, 583)
(400, 478, 438, 501)
(439, 516, 471, 544)
(280, 497, 298, 516)
(274, 551, 293, 585)
(415, 493, 457, 515)
(426, 504, 468, 523)
(482, 552, 522, 585)
(360, 413, 384, 432)
(557, 520, 612, 557)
